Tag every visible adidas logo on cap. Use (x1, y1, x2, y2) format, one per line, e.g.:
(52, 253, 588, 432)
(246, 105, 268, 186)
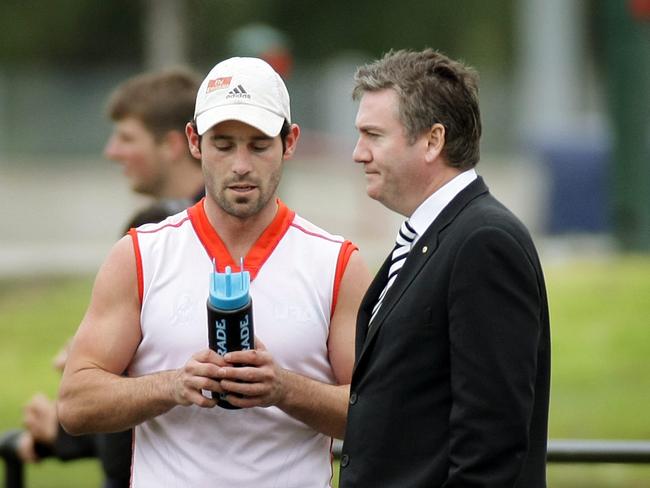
(226, 85, 251, 100)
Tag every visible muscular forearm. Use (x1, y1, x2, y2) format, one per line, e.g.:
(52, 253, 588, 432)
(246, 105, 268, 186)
(58, 368, 177, 435)
(277, 371, 350, 439)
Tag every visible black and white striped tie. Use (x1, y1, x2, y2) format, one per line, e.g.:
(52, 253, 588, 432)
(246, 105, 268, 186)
(370, 220, 417, 325)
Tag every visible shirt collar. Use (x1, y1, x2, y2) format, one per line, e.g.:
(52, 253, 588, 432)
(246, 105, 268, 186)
(409, 169, 477, 242)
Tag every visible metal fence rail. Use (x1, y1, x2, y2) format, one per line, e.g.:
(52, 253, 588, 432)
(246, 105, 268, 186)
(332, 439, 650, 464)
(547, 439, 650, 464)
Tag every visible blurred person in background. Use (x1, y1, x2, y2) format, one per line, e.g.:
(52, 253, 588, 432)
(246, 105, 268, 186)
(0, 68, 202, 488)
(339, 48, 550, 488)
(105, 67, 206, 224)
(58, 56, 370, 487)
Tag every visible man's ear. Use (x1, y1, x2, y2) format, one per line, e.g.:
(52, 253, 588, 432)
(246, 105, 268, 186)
(282, 124, 301, 160)
(424, 123, 445, 163)
(185, 122, 202, 160)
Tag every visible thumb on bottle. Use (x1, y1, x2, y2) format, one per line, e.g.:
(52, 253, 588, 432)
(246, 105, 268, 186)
(254, 335, 267, 351)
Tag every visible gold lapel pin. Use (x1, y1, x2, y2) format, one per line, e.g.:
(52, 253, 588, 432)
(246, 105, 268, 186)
(422, 246, 428, 253)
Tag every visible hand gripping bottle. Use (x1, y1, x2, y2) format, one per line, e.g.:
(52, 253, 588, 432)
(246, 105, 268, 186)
(207, 259, 254, 409)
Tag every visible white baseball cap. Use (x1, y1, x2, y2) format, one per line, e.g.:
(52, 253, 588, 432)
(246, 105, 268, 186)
(194, 57, 291, 137)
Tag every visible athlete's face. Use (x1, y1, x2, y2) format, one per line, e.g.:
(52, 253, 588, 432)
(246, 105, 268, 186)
(194, 120, 298, 220)
(104, 117, 169, 197)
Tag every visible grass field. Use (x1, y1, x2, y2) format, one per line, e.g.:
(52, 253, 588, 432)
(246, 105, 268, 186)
(1, 256, 649, 487)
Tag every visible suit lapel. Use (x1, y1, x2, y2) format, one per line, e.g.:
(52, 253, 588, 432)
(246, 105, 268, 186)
(357, 231, 440, 361)
(354, 254, 391, 355)
(353, 177, 489, 374)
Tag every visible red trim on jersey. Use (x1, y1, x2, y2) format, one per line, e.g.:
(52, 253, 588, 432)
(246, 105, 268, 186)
(135, 215, 191, 234)
(331, 240, 358, 319)
(187, 198, 295, 281)
(290, 222, 344, 244)
(128, 228, 144, 305)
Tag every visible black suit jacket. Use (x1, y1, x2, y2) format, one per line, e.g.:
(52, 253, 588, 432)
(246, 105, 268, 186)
(340, 177, 550, 488)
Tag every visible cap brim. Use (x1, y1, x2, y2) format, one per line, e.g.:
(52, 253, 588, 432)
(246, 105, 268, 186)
(196, 104, 285, 137)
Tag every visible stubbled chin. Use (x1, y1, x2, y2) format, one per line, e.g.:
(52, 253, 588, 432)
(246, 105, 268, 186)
(233, 195, 254, 204)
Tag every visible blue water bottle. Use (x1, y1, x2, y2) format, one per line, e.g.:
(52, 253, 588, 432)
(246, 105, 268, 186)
(207, 259, 255, 409)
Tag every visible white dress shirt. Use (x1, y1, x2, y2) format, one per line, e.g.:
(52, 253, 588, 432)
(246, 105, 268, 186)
(409, 169, 478, 245)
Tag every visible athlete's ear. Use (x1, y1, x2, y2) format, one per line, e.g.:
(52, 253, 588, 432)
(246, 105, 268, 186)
(186, 121, 202, 159)
(282, 124, 300, 160)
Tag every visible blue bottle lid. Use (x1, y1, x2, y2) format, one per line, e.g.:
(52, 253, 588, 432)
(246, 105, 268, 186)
(209, 265, 251, 310)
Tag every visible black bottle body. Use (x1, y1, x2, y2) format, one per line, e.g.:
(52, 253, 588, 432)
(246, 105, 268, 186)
(207, 298, 254, 409)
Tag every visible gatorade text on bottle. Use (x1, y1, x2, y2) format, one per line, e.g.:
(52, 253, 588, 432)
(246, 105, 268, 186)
(207, 260, 254, 409)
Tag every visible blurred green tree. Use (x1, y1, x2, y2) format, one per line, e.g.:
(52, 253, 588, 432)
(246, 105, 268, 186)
(0, 0, 515, 71)
(0, 0, 142, 65)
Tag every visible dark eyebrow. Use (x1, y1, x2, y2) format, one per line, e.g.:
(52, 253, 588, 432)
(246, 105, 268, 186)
(357, 125, 383, 134)
(251, 135, 274, 142)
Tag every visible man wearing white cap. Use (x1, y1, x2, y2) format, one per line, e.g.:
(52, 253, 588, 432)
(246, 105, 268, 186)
(58, 57, 370, 487)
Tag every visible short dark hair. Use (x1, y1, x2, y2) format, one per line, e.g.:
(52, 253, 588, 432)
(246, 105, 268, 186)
(353, 48, 482, 170)
(279, 120, 291, 154)
(107, 68, 201, 142)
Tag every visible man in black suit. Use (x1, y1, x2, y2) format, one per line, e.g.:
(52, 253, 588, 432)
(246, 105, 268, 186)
(339, 49, 550, 488)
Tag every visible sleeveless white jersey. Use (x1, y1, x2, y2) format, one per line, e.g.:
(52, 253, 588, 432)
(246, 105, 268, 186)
(127, 199, 356, 488)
